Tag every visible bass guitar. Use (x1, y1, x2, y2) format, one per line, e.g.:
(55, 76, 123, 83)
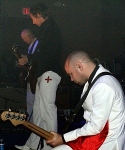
(1, 110, 53, 140)
(0, 110, 108, 150)
(12, 43, 37, 94)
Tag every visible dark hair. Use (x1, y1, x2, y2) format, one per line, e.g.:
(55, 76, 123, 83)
(30, 2, 49, 19)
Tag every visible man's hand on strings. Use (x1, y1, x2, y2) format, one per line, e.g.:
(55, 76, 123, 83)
(18, 55, 28, 66)
(46, 132, 64, 147)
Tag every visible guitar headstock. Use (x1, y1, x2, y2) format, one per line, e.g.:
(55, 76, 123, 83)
(12, 43, 20, 52)
(1, 110, 26, 126)
(11, 44, 22, 59)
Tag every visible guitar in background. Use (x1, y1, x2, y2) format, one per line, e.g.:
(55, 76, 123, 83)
(12, 43, 37, 94)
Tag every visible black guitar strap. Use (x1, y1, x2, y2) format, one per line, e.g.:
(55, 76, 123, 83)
(73, 71, 113, 114)
(63, 70, 113, 132)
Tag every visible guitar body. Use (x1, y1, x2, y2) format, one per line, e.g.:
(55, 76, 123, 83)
(25, 62, 38, 94)
(12, 44, 37, 94)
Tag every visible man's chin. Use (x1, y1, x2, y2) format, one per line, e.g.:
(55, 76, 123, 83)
(74, 80, 84, 85)
(76, 82, 83, 86)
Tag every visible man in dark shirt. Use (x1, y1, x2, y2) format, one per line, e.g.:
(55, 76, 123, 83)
(15, 2, 62, 150)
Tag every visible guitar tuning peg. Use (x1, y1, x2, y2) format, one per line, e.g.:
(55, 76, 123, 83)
(8, 108, 11, 112)
(19, 114, 26, 121)
(18, 109, 21, 113)
(20, 109, 26, 114)
(15, 108, 19, 113)
(10, 113, 15, 119)
(5, 110, 11, 119)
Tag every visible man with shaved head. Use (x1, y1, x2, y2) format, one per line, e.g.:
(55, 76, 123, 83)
(64, 51, 95, 85)
(46, 50, 125, 150)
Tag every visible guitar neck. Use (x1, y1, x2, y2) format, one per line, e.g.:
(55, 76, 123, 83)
(13, 52, 22, 59)
(23, 121, 53, 140)
(0, 111, 52, 139)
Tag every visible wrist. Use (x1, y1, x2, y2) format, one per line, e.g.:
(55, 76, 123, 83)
(62, 135, 66, 143)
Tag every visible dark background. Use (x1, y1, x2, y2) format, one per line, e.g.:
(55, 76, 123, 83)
(1, 0, 125, 81)
(0, 1, 125, 148)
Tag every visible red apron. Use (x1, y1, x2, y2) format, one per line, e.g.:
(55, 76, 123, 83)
(66, 122, 109, 150)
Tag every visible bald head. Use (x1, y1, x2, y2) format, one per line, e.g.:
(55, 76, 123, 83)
(21, 29, 36, 45)
(65, 51, 92, 68)
(64, 51, 96, 85)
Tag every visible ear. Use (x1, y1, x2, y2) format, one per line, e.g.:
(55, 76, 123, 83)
(36, 13, 41, 18)
(76, 62, 83, 71)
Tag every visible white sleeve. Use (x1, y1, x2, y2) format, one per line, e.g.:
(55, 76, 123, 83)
(64, 83, 115, 142)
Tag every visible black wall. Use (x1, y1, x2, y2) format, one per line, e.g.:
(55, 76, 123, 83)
(1, 0, 125, 81)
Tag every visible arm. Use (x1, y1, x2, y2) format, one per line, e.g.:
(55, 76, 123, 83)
(47, 82, 115, 145)
(64, 82, 115, 142)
